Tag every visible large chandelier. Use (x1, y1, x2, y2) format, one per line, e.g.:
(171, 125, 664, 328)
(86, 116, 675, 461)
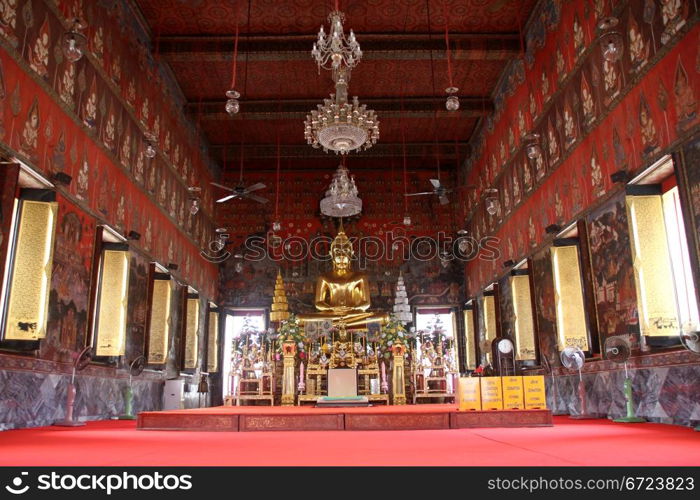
(320, 164, 362, 217)
(305, 10, 378, 155)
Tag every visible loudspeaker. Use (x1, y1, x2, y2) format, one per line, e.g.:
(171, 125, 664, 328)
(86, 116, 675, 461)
(127, 230, 141, 240)
(167, 263, 179, 271)
(545, 224, 561, 235)
(503, 259, 515, 268)
(53, 172, 72, 186)
(610, 170, 629, 183)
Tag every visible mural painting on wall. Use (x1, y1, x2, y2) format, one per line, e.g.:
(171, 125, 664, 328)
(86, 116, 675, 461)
(45, 195, 95, 359)
(587, 195, 639, 347)
(220, 245, 463, 311)
(530, 248, 558, 367)
(0, 163, 18, 277)
(462, 0, 700, 293)
(0, 0, 218, 297)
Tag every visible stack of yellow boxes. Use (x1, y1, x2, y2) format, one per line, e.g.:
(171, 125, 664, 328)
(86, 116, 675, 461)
(456, 376, 546, 411)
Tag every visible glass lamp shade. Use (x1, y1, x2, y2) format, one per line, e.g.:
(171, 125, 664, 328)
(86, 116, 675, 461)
(598, 17, 624, 62)
(189, 199, 200, 215)
(225, 99, 240, 115)
(446, 95, 460, 111)
(225, 90, 240, 115)
(62, 31, 87, 63)
(601, 32, 624, 62)
(524, 134, 542, 159)
(144, 142, 157, 159)
(526, 143, 541, 159)
(445, 87, 460, 111)
(486, 198, 498, 216)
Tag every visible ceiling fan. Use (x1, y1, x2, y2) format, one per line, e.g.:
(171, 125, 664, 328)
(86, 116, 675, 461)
(404, 178, 453, 206)
(211, 144, 269, 204)
(211, 181, 268, 204)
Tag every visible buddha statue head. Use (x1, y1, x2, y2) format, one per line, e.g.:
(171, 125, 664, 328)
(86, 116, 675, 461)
(330, 223, 353, 273)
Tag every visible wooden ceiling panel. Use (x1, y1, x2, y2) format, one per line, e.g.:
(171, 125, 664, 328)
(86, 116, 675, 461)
(132, 0, 536, 172)
(168, 58, 505, 101)
(135, 0, 535, 36)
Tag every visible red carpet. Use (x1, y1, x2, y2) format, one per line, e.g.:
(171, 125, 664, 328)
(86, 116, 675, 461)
(0, 417, 698, 466)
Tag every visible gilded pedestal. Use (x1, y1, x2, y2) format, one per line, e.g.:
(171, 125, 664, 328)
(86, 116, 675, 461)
(391, 343, 407, 405)
(281, 341, 296, 406)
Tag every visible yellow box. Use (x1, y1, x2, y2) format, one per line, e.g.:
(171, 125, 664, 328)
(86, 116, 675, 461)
(502, 376, 525, 409)
(480, 377, 503, 410)
(457, 377, 482, 411)
(523, 375, 547, 409)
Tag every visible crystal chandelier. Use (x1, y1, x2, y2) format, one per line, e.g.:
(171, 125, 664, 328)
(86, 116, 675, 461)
(305, 10, 378, 154)
(304, 74, 379, 154)
(320, 164, 362, 217)
(312, 10, 362, 79)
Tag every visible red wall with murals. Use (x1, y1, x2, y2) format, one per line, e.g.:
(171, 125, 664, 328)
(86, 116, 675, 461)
(0, 0, 218, 298)
(463, 0, 699, 295)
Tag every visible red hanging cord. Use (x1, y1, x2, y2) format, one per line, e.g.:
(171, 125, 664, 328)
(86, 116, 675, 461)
(401, 119, 408, 215)
(442, 0, 454, 89)
(275, 135, 281, 220)
(230, 4, 240, 89)
(239, 138, 244, 183)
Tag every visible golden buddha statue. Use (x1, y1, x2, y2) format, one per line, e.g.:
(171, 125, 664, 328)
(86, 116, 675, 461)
(298, 223, 388, 328)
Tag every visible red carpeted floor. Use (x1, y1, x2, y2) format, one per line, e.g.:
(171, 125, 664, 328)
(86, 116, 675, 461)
(0, 417, 698, 466)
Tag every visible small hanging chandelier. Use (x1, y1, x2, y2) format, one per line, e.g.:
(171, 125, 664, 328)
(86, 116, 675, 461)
(442, 7, 459, 112)
(320, 163, 362, 218)
(225, 10, 242, 115)
(62, 18, 87, 63)
(598, 17, 624, 62)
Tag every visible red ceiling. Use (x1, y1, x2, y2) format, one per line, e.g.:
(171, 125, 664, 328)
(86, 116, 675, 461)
(132, 0, 534, 235)
(136, 0, 534, 36)
(169, 58, 505, 101)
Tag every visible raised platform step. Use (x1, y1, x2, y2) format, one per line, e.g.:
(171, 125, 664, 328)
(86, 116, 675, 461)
(316, 396, 371, 407)
(137, 405, 552, 432)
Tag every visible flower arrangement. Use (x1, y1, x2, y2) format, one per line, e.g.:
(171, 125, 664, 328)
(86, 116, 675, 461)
(378, 315, 412, 360)
(416, 315, 452, 351)
(231, 316, 263, 359)
(275, 314, 306, 360)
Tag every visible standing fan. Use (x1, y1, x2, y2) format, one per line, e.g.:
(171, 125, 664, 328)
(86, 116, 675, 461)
(494, 338, 515, 376)
(119, 356, 146, 420)
(560, 347, 597, 419)
(54, 346, 92, 427)
(679, 327, 700, 431)
(605, 336, 646, 423)
(542, 355, 566, 415)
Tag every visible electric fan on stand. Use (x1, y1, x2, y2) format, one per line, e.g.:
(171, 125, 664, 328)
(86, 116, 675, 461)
(119, 356, 146, 420)
(542, 355, 565, 415)
(679, 327, 700, 431)
(54, 346, 92, 427)
(604, 336, 646, 423)
(560, 347, 597, 419)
